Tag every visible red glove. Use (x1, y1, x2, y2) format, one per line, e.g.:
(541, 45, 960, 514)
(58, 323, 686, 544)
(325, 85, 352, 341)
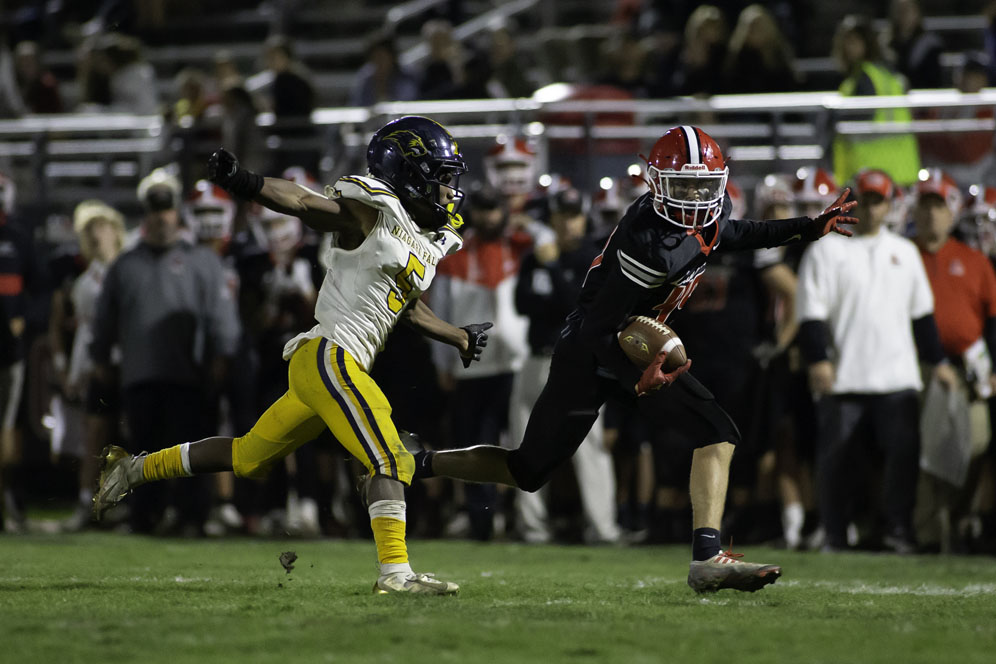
(635, 354, 692, 396)
(808, 188, 858, 239)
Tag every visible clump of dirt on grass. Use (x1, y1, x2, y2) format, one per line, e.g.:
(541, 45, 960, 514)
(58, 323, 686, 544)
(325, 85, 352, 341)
(279, 551, 298, 574)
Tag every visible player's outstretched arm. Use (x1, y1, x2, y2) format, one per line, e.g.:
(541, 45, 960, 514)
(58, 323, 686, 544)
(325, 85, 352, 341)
(207, 148, 374, 234)
(402, 299, 492, 367)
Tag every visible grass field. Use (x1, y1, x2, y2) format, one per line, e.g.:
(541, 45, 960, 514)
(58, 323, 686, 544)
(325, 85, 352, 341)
(1, 533, 994, 664)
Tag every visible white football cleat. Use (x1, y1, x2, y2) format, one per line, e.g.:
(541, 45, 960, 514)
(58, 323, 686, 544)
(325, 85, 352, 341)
(687, 549, 782, 593)
(373, 571, 459, 595)
(92, 445, 147, 520)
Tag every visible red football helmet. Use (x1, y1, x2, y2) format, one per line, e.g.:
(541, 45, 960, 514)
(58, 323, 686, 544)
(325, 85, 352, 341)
(959, 183, 996, 254)
(965, 184, 996, 220)
(916, 168, 963, 214)
(253, 205, 302, 257)
(184, 180, 236, 241)
(645, 126, 728, 230)
(282, 166, 320, 192)
(726, 179, 746, 219)
(484, 136, 537, 197)
(754, 173, 795, 217)
(792, 167, 838, 208)
(593, 165, 650, 224)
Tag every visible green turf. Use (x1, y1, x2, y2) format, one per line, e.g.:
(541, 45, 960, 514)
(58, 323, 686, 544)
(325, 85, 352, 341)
(1, 533, 994, 663)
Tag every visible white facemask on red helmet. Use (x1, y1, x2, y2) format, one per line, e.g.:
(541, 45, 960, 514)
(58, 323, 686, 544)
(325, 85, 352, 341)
(645, 125, 729, 230)
(281, 166, 320, 192)
(754, 174, 795, 217)
(484, 137, 537, 197)
(255, 206, 302, 256)
(792, 167, 838, 208)
(184, 180, 236, 241)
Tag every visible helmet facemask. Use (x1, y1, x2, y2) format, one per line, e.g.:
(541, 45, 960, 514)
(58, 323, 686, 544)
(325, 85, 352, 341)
(648, 164, 728, 231)
(397, 158, 467, 230)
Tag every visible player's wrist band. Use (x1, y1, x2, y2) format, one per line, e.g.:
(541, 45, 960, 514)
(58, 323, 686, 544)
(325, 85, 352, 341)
(224, 168, 264, 200)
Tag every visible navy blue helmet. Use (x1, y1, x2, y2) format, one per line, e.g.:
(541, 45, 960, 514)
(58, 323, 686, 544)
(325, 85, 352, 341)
(367, 116, 468, 229)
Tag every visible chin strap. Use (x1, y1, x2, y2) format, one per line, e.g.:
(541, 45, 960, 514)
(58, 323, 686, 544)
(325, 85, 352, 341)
(687, 223, 721, 256)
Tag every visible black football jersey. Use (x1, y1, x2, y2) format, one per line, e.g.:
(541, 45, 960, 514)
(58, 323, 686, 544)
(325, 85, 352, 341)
(563, 192, 815, 387)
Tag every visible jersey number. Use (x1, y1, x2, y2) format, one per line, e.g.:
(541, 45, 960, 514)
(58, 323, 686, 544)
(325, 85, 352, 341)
(387, 252, 427, 314)
(653, 265, 706, 322)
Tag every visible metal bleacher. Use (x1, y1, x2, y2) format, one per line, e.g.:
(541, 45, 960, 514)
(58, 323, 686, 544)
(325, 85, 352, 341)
(1, 1, 992, 223)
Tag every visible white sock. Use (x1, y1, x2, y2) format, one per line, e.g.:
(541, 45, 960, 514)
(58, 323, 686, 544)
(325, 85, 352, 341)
(179, 442, 193, 476)
(369, 500, 411, 578)
(782, 502, 804, 548)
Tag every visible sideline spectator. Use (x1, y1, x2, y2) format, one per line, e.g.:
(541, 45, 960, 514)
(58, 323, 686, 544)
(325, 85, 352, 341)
(831, 15, 920, 186)
(0, 172, 41, 532)
(90, 168, 240, 535)
(911, 170, 996, 552)
(350, 34, 418, 106)
(430, 185, 550, 540)
(100, 33, 159, 115)
(597, 30, 650, 97)
(172, 68, 215, 127)
(418, 19, 465, 100)
(13, 41, 62, 113)
(796, 170, 956, 552)
(49, 200, 126, 531)
(219, 79, 265, 176)
(724, 4, 799, 94)
(511, 187, 620, 544)
(487, 24, 536, 98)
(917, 53, 995, 187)
(673, 5, 729, 96)
(887, 0, 944, 89)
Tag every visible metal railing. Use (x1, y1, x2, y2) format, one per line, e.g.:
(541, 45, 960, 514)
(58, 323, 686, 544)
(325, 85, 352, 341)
(1, 88, 993, 214)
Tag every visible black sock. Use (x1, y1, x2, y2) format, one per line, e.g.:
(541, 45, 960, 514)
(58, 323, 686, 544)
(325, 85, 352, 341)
(412, 450, 436, 480)
(692, 527, 722, 561)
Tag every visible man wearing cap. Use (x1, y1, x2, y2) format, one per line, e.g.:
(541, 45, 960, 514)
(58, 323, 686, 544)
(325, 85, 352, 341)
(511, 186, 620, 544)
(912, 169, 996, 550)
(429, 184, 555, 540)
(796, 168, 957, 553)
(90, 167, 241, 535)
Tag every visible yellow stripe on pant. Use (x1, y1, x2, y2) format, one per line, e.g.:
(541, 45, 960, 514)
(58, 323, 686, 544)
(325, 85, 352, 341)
(231, 336, 414, 484)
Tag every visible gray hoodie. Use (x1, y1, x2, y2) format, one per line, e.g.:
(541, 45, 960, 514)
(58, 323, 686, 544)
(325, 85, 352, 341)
(91, 240, 240, 389)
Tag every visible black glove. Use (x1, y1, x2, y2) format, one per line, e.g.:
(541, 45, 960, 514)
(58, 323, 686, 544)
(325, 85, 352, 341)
(207, 148, 264, 200)
(460, 322, 493, 368)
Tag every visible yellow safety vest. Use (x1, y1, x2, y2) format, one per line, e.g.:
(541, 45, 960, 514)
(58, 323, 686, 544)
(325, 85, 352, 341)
(833, 62, 921, 186)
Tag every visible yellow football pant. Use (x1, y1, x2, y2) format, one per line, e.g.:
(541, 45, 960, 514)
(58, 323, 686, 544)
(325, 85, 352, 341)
(232, 337, 414, 484)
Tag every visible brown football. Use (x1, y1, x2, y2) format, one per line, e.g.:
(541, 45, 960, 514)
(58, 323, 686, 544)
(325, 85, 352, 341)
(618, 316, 688, 371)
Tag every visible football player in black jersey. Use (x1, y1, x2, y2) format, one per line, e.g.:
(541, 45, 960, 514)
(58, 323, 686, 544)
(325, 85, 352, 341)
(414, 125, 857, 593)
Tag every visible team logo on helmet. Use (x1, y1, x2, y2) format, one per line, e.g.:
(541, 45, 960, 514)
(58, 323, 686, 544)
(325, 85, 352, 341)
(384, 130, 430, 159)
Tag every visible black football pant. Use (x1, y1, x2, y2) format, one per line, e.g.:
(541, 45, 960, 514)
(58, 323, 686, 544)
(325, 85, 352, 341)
(449, 373, 515, 540)
(814, 391, 920, 548)
(122, 382, 212, 534)
(508, 331, 740, 493)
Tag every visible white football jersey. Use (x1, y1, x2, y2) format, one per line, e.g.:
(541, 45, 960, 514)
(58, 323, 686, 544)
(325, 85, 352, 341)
(282, 175, 463, 371)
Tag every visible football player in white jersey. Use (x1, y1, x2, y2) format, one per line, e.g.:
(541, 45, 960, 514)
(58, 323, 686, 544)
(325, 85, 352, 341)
(93, 116, 491, 595)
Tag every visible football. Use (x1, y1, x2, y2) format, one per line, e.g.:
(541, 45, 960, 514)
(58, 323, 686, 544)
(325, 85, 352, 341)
(618, 316, 688, 371)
